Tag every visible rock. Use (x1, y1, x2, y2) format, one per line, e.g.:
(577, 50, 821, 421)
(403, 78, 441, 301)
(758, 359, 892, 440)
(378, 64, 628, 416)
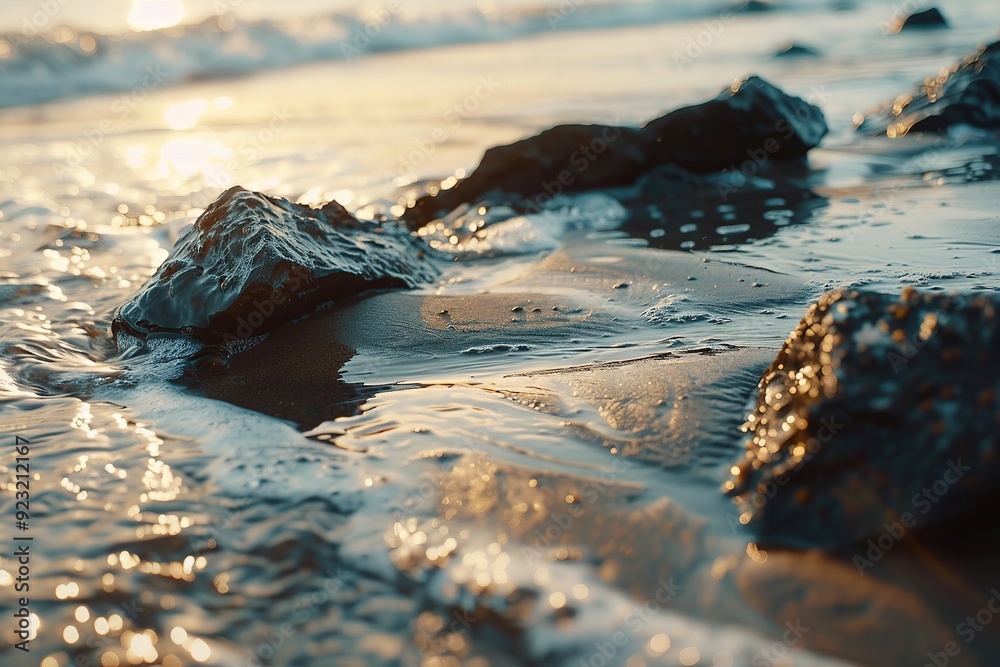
(725, 288, 1000, 549)
(409, 161, 824, 254)
(112, 186, 435, 347)
(403, 76, 827, 226)
(775, 43, 820, 58)
(855, 39, 1000, 137)
(402, 124, 648, 227)
(897, 7, 948, 30)
(641, 75, 827, 171)
(735, 0, 776, 12)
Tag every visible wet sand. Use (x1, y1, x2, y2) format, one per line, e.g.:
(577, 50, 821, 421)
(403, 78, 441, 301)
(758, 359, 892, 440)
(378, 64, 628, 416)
(4, 1, 1000, 664)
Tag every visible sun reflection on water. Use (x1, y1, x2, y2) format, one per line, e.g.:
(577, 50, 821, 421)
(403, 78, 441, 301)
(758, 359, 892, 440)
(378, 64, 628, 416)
(155, 139, 233, 180)
(29, 404, 217, 665)
(164, 99, 209, 131)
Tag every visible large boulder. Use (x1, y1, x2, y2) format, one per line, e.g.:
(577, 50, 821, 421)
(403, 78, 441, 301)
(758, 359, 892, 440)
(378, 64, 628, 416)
(403, 76, 827, 226)
(112, 186, 435, 347)
(855, 39, 1000, 137)
(726, 288, 1000, 549)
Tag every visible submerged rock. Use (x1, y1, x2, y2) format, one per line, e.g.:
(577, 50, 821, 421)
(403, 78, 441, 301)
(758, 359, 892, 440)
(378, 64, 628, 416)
(112, 186, 435, 347)
(403, 75, 827, 226)
(855, 39, 1000, 137)
(726, 288, 1000, 549)
(897, 7, 948, 31)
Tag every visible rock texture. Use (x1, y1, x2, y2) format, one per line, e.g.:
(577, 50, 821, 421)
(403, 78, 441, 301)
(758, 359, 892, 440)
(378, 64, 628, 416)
(856, 39, 1000, 137)
(112, 186, 435, 346)
(403, 75, 827, 226)
(726, 288, 1000, 549)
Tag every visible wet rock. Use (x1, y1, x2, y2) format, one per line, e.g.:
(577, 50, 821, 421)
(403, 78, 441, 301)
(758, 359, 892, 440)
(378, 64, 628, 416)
(112, 186, 435, 347)
(897, 7, 948, 30)
(403, 76, 827, 226)
(409, 160, 825, 254)
(855, 39, 1000, 137)
(726, 288, 1000, 549)
(641, 75, 826, 170)
(735, 0, 777, 11)
(402, 125, 647, 227)
(775, 43, 820, 58)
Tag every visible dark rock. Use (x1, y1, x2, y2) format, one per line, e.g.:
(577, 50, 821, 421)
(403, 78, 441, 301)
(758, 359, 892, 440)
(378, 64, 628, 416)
(856, 40, 1000, 137)
(402, 162, 825, 255)
(898, 7, 948, 30)
(641, 75, 827, 171)
(403, 76, 827, 226)
(112, 186, 435, 347)
(726, 288, 1000, 549)
(402, 124, 648, 227)
(735, 0, 776, 12)
(774, 43, 820, 58)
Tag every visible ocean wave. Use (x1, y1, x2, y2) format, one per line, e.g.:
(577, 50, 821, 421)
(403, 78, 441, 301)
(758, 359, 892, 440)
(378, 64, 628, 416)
(1, 0, 728, 108)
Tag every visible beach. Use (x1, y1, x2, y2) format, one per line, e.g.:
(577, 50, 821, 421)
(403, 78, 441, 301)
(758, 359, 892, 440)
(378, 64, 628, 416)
(2, 0, 1000, 665)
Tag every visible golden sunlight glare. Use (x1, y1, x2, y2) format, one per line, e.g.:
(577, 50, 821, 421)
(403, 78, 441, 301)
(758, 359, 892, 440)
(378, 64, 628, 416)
(127, 0, 185, 32)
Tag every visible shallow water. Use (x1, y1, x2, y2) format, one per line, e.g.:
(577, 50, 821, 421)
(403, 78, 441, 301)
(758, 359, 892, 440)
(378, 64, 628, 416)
(2, 1, 1000, 666)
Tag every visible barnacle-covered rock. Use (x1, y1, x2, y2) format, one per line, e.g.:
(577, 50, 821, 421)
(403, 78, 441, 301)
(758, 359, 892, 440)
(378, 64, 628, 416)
(855, 39, 1000, 137)
(112, 186, 435, 347)
(726, 288, 1000, 548)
